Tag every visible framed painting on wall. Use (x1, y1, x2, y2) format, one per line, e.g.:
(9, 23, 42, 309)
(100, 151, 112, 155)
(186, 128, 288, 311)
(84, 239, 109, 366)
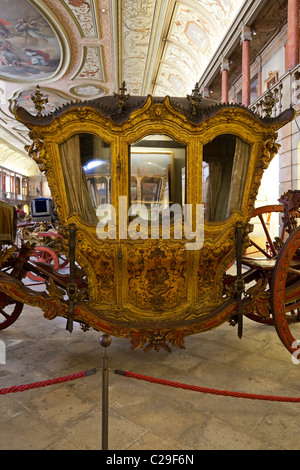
(264, 71, 278, 90)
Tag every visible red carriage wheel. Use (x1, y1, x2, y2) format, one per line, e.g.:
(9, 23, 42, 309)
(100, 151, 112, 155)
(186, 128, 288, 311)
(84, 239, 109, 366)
(0, 295, 23, 330)
(57, 253, 69, 269)
(271, 225, 300, 360)
(27, 246, 59, 282)
(242, 205, 286, 325)
(247, 205, 285, 259)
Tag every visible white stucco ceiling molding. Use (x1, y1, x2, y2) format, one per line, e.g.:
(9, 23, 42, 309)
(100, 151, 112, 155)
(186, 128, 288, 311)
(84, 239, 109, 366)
(61, 0, 98, 39)
(60, 0, 114, 92)
(164, 0, 225, 84)
(152, 37, 203, 96)
(163, 38, 203, 74)
(0, 141, 40, 176)
(71, 45, 105, 81)
(161, 58, 193, 88)
(140, 0, 171, 95)
(146, 0, 240, 97)
(119, 0, 157, 95)
(153, 81, 179, 97)
(168, 2, 221, 64)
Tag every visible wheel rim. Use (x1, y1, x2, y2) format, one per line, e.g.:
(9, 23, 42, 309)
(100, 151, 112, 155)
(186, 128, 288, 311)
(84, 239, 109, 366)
(271, 225, 300, 360)
(247, 205, 285, 259)
(0, 296, 23, 330)
(27, 246, 59, 282)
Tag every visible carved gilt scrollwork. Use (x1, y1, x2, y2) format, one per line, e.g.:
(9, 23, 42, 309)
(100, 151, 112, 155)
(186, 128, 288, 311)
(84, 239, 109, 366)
(25, 134, 46, 170)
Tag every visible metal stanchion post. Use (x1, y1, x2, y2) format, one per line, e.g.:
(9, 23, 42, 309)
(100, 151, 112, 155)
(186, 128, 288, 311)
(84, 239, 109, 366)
(100, 333, 112, 450)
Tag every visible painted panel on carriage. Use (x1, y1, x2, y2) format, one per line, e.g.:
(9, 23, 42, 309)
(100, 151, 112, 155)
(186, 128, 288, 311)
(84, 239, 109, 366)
(0, 0, 61, 80)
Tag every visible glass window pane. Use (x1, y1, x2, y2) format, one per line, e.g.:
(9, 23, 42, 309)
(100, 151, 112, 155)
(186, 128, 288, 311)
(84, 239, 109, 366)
(203, 134, 250, 222)
(130, 135, 186, 219)
(80, 133, 111, 207)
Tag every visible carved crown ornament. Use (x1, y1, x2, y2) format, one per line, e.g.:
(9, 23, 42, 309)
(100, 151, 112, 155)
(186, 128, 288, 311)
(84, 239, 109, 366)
(11, 85, 295, 352)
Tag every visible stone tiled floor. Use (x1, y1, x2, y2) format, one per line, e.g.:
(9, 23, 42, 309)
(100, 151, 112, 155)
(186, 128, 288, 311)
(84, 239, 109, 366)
(1, 295, 300, 450)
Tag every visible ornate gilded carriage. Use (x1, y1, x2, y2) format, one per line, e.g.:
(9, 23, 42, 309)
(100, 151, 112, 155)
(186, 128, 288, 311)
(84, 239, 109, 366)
(0, 84, 299, 357)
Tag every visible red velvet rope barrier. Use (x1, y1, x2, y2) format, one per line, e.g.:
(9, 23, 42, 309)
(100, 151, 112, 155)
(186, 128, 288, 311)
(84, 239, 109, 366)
(2, 367, 300, 403)
(0, 368, 96, 395)
(115, 370, 300, 403)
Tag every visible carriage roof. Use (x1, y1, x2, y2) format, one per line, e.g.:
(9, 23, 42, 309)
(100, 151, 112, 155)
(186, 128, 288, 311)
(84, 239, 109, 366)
(14, 92, 295, 128)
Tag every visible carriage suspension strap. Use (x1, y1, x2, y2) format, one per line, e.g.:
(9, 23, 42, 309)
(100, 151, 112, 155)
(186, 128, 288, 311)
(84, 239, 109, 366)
(235, 222, 245, 339)
(66, 223, 77, 333)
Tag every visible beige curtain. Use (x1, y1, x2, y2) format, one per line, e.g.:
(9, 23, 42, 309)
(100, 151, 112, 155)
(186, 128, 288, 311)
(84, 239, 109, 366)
(59, 135, 98, 224)
(0, 200, 16, 243)
(205, 159, 222, 222)
(226, 138, 250, 218)
(87, 179, 98, 207)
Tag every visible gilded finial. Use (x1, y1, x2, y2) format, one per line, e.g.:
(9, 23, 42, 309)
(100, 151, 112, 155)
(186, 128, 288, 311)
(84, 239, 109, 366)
(31, 84, 48, 117)
(114, 81, 130, 112)
(187, 82, 202, 117)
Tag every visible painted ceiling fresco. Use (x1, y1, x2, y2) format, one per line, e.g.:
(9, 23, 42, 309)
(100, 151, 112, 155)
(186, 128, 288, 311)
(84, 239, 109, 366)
(0, 0, 61, 81)
(0, 0, 243, 175)
(152, 0, 242, 96)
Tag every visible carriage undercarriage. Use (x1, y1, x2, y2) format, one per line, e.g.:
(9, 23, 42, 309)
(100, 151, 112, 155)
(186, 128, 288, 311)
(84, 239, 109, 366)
(1, 192, 300, 358)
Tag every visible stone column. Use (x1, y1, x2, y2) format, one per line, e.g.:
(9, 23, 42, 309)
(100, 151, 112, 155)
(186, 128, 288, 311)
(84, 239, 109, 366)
(286, 0, 300, 71)
(241, 26, 252, 107)
(221, 58, 230, 103)
(258, 56, 262, 96)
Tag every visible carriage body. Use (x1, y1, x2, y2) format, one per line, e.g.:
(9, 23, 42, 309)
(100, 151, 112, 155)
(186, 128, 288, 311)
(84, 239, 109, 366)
(8, 92, 294, 350)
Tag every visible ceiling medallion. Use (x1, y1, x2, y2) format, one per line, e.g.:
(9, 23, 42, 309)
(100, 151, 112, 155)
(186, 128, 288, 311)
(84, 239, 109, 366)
(70, 84, 105, 98)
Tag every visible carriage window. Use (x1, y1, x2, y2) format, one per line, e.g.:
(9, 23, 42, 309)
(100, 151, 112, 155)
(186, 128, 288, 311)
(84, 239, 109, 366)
(130, 135, 186, 219)
(80, 133, 111, 207)
(203, 134, 250, 222)
(59, 133, 111, 224)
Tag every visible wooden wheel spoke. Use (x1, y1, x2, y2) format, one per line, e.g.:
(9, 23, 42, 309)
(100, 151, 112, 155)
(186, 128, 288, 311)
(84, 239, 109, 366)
(27, 246, 59, 282)
(249, 239, 272, 259)
(258, 213, 277, 256)
(246, 205, 284, 262)
(286, 267, 300, 276)
(284, 298, 300, 312)
(0, 308, 10, 320)
(0, 301, 23, 330)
